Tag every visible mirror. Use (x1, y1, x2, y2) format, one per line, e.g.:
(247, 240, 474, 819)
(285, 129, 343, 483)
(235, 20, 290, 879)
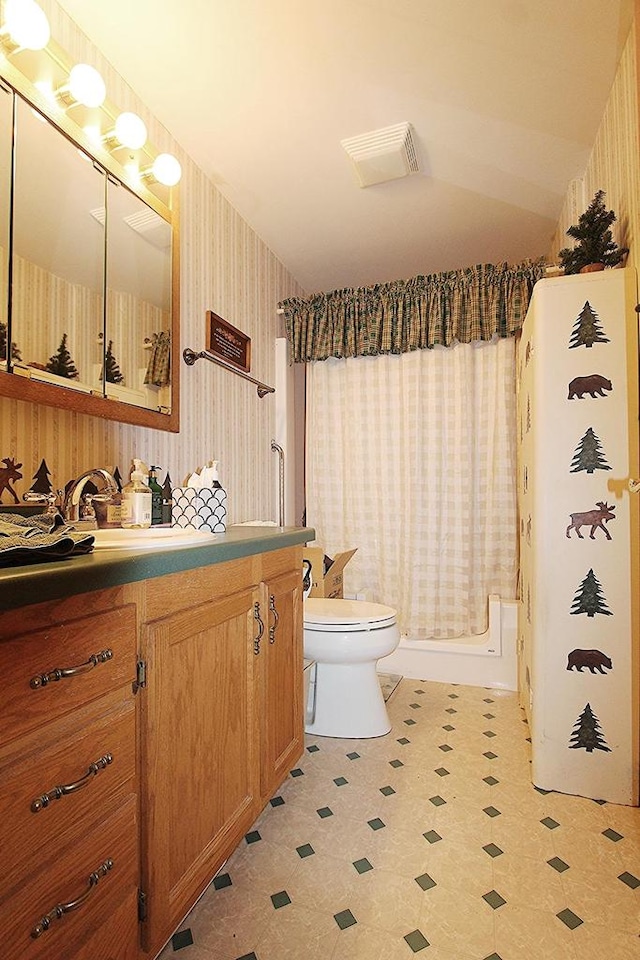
(0, 76, 179, 432)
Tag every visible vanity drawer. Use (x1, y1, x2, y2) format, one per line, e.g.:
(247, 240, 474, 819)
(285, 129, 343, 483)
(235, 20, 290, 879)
(0, 692, 136, 895)
(3, 794, 138, 960)
(0, 604, 137, 746)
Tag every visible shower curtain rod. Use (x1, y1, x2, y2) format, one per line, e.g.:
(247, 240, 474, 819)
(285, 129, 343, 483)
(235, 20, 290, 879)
(182, 347, 275, 398)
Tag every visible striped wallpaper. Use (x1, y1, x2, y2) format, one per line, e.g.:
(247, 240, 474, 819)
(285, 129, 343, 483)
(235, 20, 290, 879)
(0, 0, 305, 521)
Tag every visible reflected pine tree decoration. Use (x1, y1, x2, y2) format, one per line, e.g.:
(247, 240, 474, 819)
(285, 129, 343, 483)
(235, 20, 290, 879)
(0, 321, 21, 362)
(104, 340, 124, 384)
(570, 568, 613, 618)
(569, 703, 611, 753)
(46, 334, 78, 379)
(570, 427, 611, 474)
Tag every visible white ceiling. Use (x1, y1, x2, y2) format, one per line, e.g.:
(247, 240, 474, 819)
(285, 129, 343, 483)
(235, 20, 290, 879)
(56, 0, 634, 294)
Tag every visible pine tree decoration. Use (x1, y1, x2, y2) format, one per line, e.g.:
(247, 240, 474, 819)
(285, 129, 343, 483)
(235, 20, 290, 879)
(162, 472, 173, 501)
(570, 427, 611, 474)
(569, 301, 610, 349)
(569, 703, 611, 753)
(46, 333, 79, 379)
(104, 340, 124, 384)
(112, 466, 124, 492)
(0, 321, 22, 363)
(570, 568, 612, 618)
(29, 458, 53, 495)
(558, 190, 628, 274)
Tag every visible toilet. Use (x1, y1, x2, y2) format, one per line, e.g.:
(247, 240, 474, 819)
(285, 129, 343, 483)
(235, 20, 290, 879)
(303, 597, 400, 738)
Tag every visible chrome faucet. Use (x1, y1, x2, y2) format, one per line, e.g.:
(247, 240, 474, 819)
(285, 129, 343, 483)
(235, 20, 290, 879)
(63, 468, 119, 523)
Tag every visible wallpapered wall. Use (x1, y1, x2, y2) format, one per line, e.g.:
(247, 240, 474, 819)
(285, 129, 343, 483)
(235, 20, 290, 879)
(549, 17, 640, 275)
(0, 0, 305, 521)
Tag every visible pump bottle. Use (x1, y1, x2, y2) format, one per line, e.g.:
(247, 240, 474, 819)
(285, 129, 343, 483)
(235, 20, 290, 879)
(121, 460, 152, 529)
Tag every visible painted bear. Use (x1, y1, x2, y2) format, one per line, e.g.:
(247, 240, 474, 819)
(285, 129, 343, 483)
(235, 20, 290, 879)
(567, 374, 612, 399)
(566, 649, 612, 673)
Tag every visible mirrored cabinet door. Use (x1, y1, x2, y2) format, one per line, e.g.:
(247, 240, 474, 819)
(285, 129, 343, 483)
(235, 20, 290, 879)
(105, 179, 172, 412)
(0, 83, 13, 372)
(12, 96, 106, 394)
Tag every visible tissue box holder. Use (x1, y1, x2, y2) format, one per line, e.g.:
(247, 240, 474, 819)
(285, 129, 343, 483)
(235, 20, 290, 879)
(171, 487, 227, 533)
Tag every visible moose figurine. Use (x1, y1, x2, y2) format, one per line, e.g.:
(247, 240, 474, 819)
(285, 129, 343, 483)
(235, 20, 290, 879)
(0, 457, 23, 504)
(566, 501, 616, 540)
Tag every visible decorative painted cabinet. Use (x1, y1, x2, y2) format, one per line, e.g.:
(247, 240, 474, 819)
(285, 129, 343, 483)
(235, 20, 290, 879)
(517, 268, 639, 806)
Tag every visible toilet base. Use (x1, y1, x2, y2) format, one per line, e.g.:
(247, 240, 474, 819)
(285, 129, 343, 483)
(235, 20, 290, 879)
(305, 661, 391, 738)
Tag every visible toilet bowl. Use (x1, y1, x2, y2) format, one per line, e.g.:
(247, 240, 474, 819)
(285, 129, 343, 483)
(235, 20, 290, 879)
(303, 598, 400, 738)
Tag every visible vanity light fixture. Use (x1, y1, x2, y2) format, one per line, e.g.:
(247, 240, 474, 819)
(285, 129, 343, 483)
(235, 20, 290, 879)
(103, 111, 148, 151)
(57, 63, 106, 109)
(0, 0, 50, 52)
(141, 152, 182, 187)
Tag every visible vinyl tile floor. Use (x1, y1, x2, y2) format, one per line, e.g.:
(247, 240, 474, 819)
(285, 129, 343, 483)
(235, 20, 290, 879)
(159, 678, 640, 960)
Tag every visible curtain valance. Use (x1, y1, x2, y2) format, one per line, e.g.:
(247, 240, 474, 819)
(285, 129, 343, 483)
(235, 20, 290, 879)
(279, 260, 546, 362)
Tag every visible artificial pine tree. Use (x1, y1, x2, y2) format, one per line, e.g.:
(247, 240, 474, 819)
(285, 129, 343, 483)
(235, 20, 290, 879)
(104, 340, 124, 384)
(570, 427, 611, 474)
(46, 333, 79, 379)
(569, 301, 610, 349)
(570, 568, 612, 618)
(0, 321, 22, 363)
(558, 190, 628, 274)
(568, 703, 611, 753)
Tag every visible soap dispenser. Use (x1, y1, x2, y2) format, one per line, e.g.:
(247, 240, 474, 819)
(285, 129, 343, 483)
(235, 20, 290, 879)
(148, 465, 163, 526)
(121, 459, 152, 529)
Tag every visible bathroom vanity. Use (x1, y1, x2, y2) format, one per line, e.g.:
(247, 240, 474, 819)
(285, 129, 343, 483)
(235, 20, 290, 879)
(0, 526, 311, 960)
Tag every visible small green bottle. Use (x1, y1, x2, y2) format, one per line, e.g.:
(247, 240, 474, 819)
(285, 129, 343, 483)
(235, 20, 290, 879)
(148, 465, 164, 526)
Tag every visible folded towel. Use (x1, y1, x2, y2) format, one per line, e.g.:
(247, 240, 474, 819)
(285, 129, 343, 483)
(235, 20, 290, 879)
(0, 512, 95, 565)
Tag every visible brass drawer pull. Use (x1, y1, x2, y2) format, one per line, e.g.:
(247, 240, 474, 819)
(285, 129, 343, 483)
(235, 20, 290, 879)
(268, 594, 279, 643)
(30, 649, 113, 689)
(31, 754, 113, 813)
(254, 601, 264, 655)
(31, 858, 114, 939)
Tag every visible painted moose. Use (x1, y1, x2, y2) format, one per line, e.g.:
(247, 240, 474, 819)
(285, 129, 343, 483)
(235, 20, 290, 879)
(0, 457, 22, 504)
(566, 501, 615, 540)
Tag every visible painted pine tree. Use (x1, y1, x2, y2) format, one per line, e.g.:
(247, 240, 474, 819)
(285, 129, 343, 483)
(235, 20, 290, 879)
(570, 427, 611, 474)
(104, 340, 124, 384)
(46, 334, 79, 379)
(569, 703, 611, 753)
(570, 568, 612, 618)
(569, 301, 610, 349)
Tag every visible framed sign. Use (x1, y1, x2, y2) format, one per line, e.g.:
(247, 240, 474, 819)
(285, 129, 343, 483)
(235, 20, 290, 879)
(206, 311, 251, 373)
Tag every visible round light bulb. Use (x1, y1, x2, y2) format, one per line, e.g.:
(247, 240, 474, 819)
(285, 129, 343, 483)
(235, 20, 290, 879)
(114, 112, 147, 150)
(68, 64, 106, 109)
(152, 153, 182, 186)
(5, 0, 50, 50)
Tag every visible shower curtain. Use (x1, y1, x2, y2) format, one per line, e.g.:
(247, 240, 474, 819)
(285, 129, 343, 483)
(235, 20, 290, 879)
(305, 336, 518, 639)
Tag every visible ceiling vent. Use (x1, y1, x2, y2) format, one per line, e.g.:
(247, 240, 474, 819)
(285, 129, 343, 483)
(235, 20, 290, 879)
(341, 122, 420, 187)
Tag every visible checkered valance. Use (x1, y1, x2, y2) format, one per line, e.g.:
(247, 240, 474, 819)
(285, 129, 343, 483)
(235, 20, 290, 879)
(279, 261, 546, 362)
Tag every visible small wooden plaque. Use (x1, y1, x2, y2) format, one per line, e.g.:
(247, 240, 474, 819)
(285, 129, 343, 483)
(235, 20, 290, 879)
(206, 311, 251, 373)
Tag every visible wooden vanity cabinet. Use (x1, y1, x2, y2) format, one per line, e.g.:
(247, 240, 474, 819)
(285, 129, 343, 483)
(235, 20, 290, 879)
(139, 545, 304, 958)
(0, 586, 139, 960)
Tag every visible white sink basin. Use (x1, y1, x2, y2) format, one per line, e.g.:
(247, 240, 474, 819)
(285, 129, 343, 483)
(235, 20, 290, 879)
(90, 527, 218, 550)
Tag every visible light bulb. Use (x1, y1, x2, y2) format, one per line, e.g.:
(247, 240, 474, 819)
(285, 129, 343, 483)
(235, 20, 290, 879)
(114, 112, 147, 150)
(151, 153, 182, 186)
(4, 0, 50, 50)
(68, 64, 106, 109)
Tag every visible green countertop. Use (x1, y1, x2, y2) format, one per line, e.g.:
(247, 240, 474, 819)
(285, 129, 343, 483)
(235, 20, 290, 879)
(0, 525, 314, 613)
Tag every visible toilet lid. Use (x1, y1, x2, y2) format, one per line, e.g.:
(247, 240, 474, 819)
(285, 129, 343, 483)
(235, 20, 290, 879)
(304, 598, 397, 629)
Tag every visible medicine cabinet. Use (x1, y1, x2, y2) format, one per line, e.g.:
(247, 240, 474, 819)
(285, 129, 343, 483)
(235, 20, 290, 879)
(0, 64, 180, 432)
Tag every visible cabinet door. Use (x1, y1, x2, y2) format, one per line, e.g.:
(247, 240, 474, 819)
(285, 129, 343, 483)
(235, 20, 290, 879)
(140, 588, 260, 955)
(259, 569, 304, 801)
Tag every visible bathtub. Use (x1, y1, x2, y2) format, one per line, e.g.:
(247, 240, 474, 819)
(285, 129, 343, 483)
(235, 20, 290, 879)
(376, 595, 518, 691)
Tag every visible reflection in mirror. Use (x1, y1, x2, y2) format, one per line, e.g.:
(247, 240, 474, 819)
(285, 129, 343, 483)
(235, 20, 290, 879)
(0, 83, 13, 373)
(12, 94, 105, 393)
(105, 179, 172, 412)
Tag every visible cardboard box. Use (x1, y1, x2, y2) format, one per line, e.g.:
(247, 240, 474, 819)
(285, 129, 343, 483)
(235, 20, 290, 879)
(303, 546, 357, 599)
